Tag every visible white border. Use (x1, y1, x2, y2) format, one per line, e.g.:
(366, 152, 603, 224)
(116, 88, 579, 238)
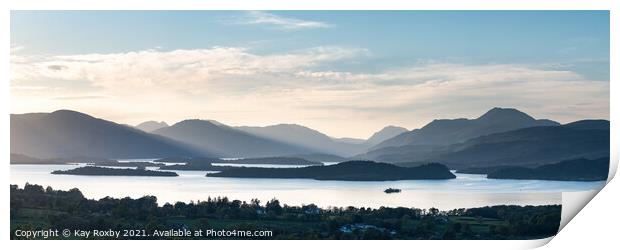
(1, 1, 617, 249)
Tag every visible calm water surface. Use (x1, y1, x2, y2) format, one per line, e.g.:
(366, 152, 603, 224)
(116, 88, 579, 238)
(10, 162, 605, 210)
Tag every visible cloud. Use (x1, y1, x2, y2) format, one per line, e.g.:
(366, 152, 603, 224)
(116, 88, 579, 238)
(47, 65, 68, 71)
(11, 46, 366, 94)
(233, 11, 332, 30)
(10, 47, 609, 138)
(297, 64, 608, 117)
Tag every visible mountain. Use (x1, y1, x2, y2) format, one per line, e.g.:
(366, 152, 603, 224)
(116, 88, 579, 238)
(360, 119, 609, 168)
(487, 157, 609, 181)
(372, 107, 560, 150)
(365, 126, 408, 146)
(135, 121, 169, 132)
(153, 120, 314, 158)
(10, 110, 205, 159)
(237, 124, 367, 156)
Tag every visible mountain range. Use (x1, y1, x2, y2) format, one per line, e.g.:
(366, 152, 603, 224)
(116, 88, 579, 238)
(372, 107, 559, 150)
(236, 124, 403, 156)
(10, 108, 609, 168)
(358, 119, 609, 168)
(151, 120, 311, 158)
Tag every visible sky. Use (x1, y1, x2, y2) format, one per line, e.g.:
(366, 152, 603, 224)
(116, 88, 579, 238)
(10, 11, 610, 139)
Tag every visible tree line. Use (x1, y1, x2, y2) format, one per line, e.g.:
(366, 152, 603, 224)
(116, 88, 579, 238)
(11, 183, 560, 240)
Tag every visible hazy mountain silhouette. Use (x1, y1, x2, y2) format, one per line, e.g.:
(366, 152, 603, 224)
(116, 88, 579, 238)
(365, 126, 408, 146)
(153, 120, 315, 158)
(361, 119, 609, 168)
(372, 107, 560, 150)
(10, 110, 205, 159)
(237, 124, 368, 156)
(135, 121, 169, 132)
(332, 137, 366, 145)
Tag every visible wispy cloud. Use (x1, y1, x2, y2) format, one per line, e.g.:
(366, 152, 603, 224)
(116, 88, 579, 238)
(10, 46, 365, 92)
(233, 11, 332, 30)
(9, 47, 609, 138)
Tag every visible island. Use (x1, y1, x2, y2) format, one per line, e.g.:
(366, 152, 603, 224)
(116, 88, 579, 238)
(10, 153, 168, 169)
(207, 161, 456, 181)
(159, 164, 233, 171)
(384, 188, 401, 194)
(487, 157, 609, 181)
(285, 153, 347, 163)
(153, 156, 192, 163)
(51, 166, 178, 177)
(154, 156, 322, 166)
(96, 161, 166, 168)
(215, 157, 323, 165)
